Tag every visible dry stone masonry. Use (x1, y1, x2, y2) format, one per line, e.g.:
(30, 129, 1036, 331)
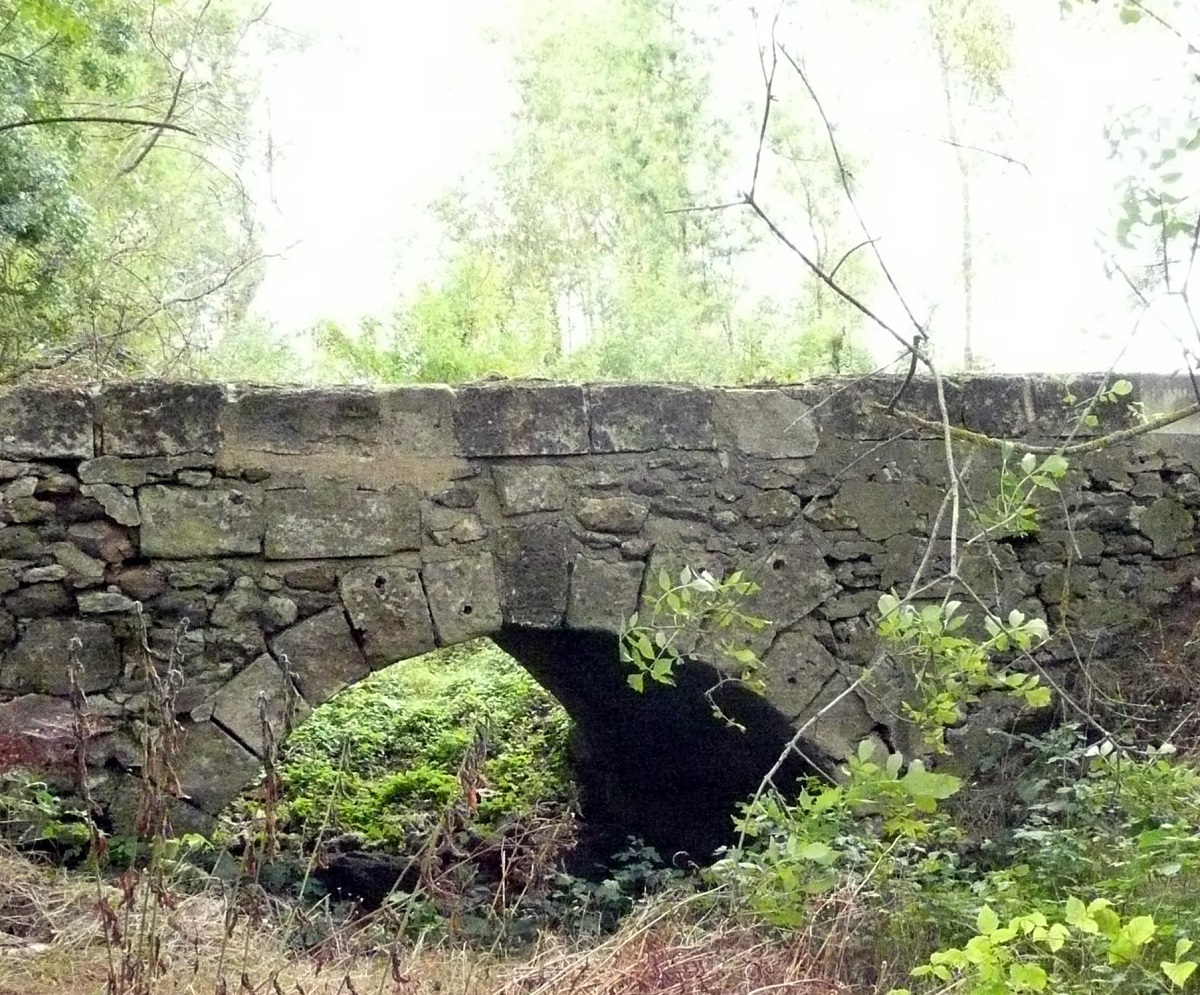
(0, 375, 1198, 848)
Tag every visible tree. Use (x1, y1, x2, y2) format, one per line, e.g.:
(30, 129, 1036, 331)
(925, 0, 1014, 369)
(0, 0, 272, 381)
(318, 0, 872, 385)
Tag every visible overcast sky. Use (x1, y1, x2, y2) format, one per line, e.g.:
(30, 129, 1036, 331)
(246, 1, 1198, 375)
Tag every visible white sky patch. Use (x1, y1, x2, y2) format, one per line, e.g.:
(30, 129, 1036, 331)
(247, 0, 1198, 375)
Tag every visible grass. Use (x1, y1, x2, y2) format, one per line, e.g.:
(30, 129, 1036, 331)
(0, 845, 850, 995)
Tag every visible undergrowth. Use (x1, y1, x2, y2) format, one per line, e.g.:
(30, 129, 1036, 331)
(254, 640, 575, 849)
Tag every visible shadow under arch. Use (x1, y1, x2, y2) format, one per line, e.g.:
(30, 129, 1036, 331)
(494, 625, 814, 862)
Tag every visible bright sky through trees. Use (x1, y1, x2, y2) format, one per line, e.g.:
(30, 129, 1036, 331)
(249, 1, 1196, 374)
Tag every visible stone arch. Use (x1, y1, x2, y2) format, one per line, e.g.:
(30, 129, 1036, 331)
(163, 540, 818, 859)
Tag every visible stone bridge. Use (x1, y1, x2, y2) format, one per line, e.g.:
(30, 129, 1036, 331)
(1, 375, 1198, 855)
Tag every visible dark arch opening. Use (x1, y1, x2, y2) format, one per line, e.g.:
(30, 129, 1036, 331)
(495, 626, 814, 863)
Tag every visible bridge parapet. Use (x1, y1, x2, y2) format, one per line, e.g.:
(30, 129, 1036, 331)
(0, 375, 1197, 841)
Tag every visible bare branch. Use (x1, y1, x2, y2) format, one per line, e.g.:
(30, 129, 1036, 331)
(929, 134, 1031, 175)
(829, 237, 877, 282)
(748, 20, 779, 203)
(1129, 0, 1200, 54)
(744, 195, 912, 354)
(122, 0, 214, 175)
(779, 44, 926, 339)
(0, 116, 197, 136)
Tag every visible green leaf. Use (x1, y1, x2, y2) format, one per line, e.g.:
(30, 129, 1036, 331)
(1110, 379, 1133, 396)
(1008, 963, 1047, 991)
(797, 841, 836, 864)
(1163, 961, 1198, 987)
(1110, 915, 1156, 962)
(977, 905, 1000, 936)
(626, 673, 645, 692)
(1040, 454, 1069, 476)
(649, 658, 675, 683)
(1024, 686, 1053, 708)
(900, 761, 963, 801)
(1020, 452, 1037, 474)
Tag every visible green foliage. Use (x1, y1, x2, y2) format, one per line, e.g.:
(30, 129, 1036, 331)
(896, 899, 1197, 995)
(0, 770, 91, 857)
(974, 444, 1070, 539)
(316, 0, 873, 386)
(274, 641, 573, 848)
(621, 565, 769, 728)
(877, 594, 1051, 751)
(926, 0, 1013, 98)
(1061, 0, 1199, 289)
(0, 0, 267, 378)
(709, 741, 964, 928)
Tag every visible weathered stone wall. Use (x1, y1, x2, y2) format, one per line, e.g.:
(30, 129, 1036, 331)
(0, 375, 1197, 840)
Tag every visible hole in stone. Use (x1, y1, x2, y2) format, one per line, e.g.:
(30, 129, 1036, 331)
(373, 575, 386, 591)
(229, 492, 245, 505)
(786, 675, 798, 684)
(461, 604, 473, 615)
(772, 558, 785, 571)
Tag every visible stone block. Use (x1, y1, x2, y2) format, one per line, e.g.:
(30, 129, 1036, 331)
(791, 375, 962, 440)
(456, 384, 589, 456)
(1, 618, 119, 694)
(68, 521, 136, 563)
(589, 385, 715, 452)
(957, 377, 1034, 437)
(714, 389, 819, 458)
(98, 382, 224, 456)
(1140, 373, 1200, 436)
(210, 654, 311, 756)
(762, 630, 842, 722)
(743, 489, 802, 527)
(750, 538, 839, 631)
(264, 485, 420, 559)
(0, 385, 93, 459)
(380, 386, 459, 455)
(832, 479, 942, 542)
(1027, 373, 1125, 437)
(175, 720, 262, 814)
(77, 591, 136, 614)
(338, 564, 436, 667)
(493, 465, 568, 514)
(48, 542, 106, 590)
(423, 553, 503, 644)
(576, 497, 649, 534)
(270, 607, 369, 704)
(566, 557, 644, 634)
(220, 387, 385, 455)
(5, 582, 72, 618)
(139, 483, 264, 558)
(78, 453, 212, 486)
(494, 522, 576, 628)
(1136, 497, 1195, 556)
(80, 484, 140, 526)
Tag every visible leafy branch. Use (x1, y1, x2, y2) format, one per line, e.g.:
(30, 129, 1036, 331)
(621, 566, 769, 730)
